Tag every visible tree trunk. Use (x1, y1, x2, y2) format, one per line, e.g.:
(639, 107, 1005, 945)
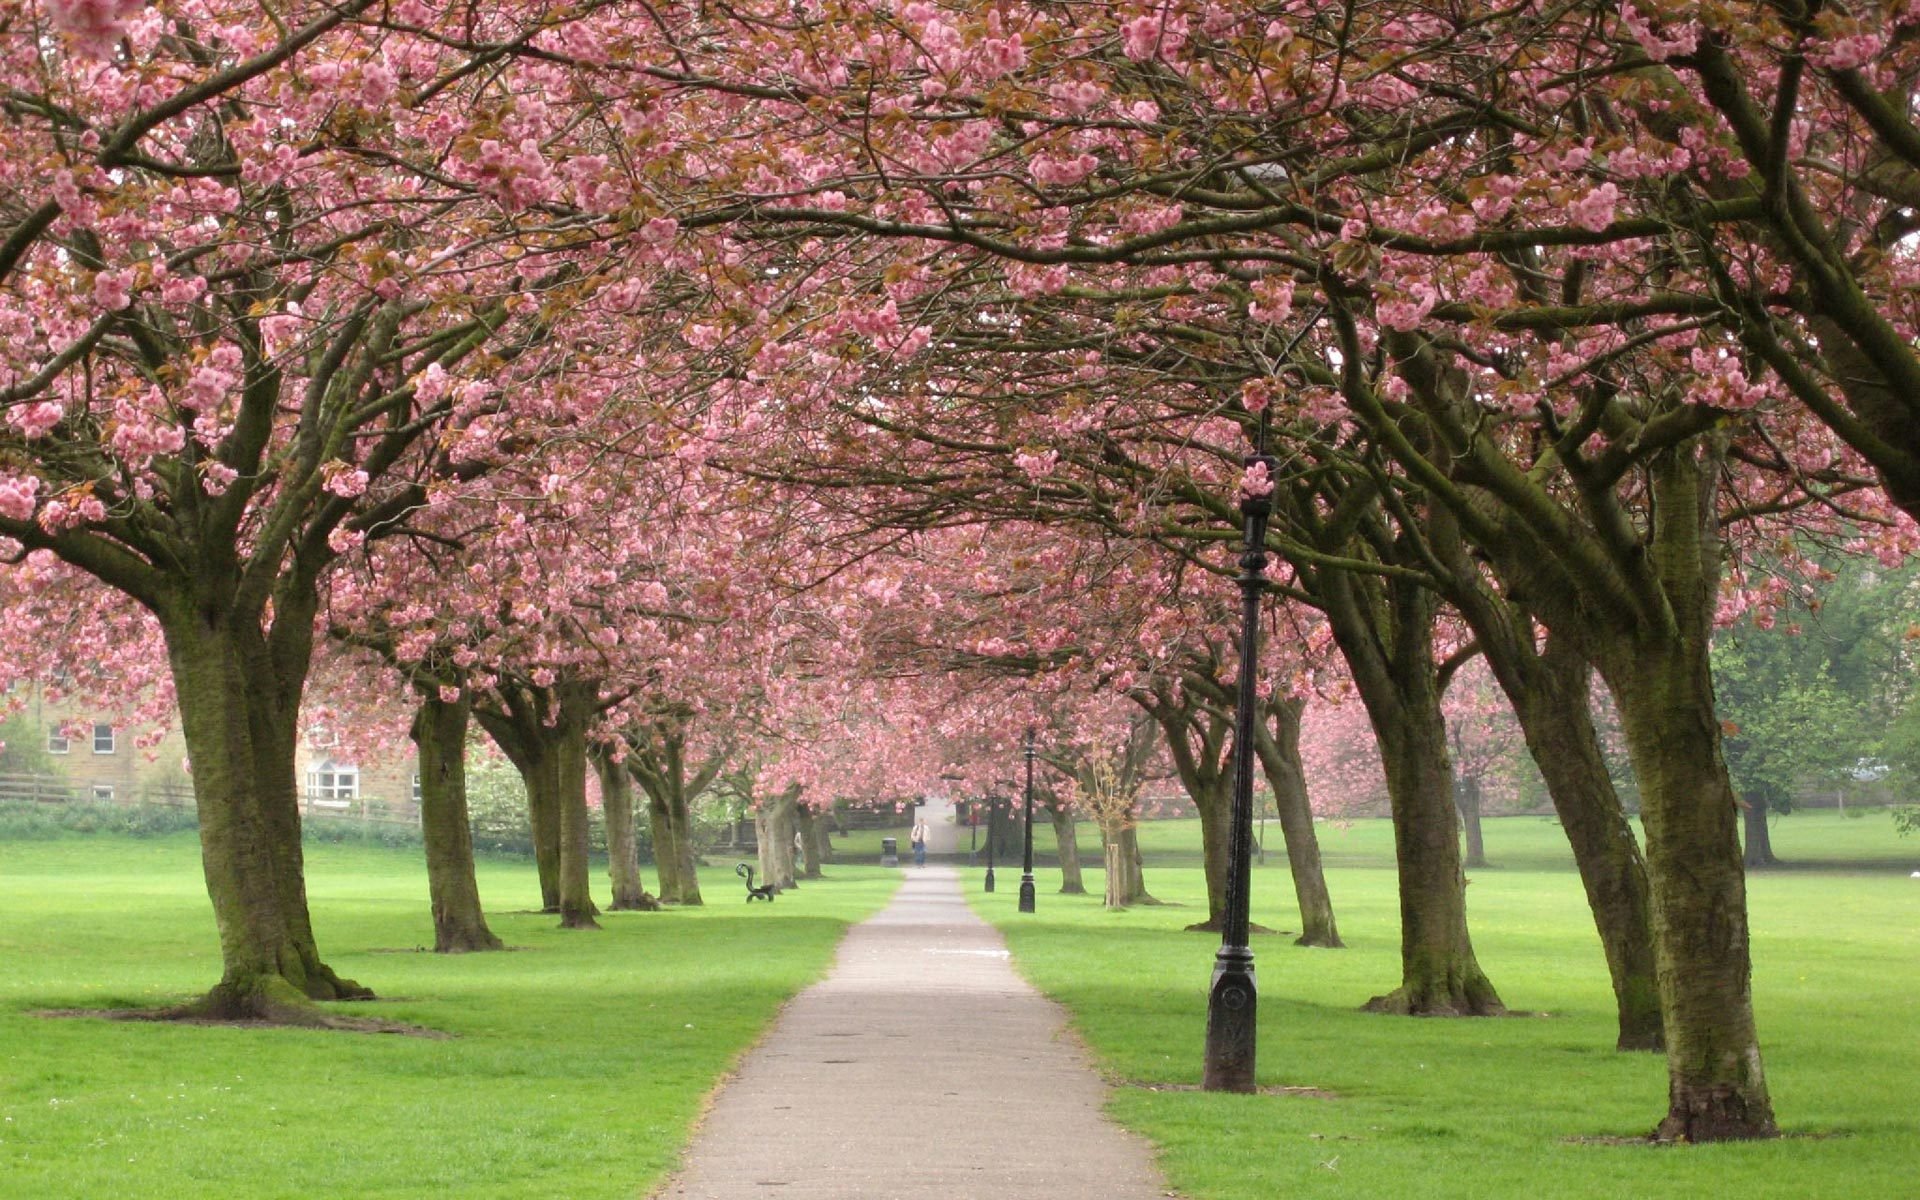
(1741, 798, 1778, 868)
(1362, 703, 1506, 1015)
(1143, 693, 1233, 930)
(1502, 639, 1664, 1052)
(643, 782, 688, 902)
(1603, 640, 1775, 1140)
(759, 785, 799, 891)
(474, 707, 561, 912)
(1049, 803, 1085, 894)
(594, 750, 657, 911)
(552, 691, 599, 930)
(411, 694, 502, 952)
(796, 802, 826, 879)
(1315, 561, 1502, 1017)
(1456, 775, 1488, 869)
(1256, 697, 1343, 948)
(670, 789, 704, 903)
(158, 608, 369, 1019)
(1115, 824, 1158, 905)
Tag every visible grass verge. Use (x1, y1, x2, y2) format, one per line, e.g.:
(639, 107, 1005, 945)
(971, 810, 1920, 1200)
(0, 834, 897, 1199)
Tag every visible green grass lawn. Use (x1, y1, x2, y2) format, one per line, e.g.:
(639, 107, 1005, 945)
(0, 835, 898, 1200)
(972, 809, 1920, 1200)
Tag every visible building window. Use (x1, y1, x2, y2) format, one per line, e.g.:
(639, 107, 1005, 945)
(47, 727, 69, 754)
(93, 723, 115, 754)
(91, 784, 115, 803)
(411, 772, 422, 804)
(306, 760, 360, 806)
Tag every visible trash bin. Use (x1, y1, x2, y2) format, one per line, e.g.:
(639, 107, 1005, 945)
(881, 836, 899, 867)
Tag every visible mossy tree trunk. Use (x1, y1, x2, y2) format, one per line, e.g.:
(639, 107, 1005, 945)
(1298, 514, 1503, 1016)
(757, 784, 800, 891)
(474, 700, 561, 912)
(593, 746, 657, 911)
(1455, 773, 1488, 869)
(1360, 322, 1774, 1135)
(1139, 682, 1234, 931)
(1741, 798, 1778, 868)
(411, 692, 502, 952)
(1047, 797, 1086, 894)
(795, 801, 826, 879)
(1431, 506, 1663, 1051)
(550, 682, 600, 930)
(1118, 825, 1158, 905)
(1252, 695, 1343, 948)
(629, 724, 720, 906)
(155, 580, 370, 1019)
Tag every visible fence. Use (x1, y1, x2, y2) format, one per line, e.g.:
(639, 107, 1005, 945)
(0, 772, 421, 830)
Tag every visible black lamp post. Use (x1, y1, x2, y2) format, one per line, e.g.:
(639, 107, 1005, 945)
(1202, 409, 1277, 1094)
(984, 796, 997, 893)
(1019, 728, 1037, 914)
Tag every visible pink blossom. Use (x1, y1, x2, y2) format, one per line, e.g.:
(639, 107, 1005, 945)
(46, 0, 145, 57)
(439, 685, 462, 704)
(92, 268, 133, 312)
(8, 401, 65, 439)
(0, 475, 40, 521)
(1047, 80, 1106, 115)
(323, 465, 370, 498)
(1240, 460, 1276, 499)
(1029, 152, 1099, 188)
(1014, 449, 1059, 480)
(1567, 183, 1619, 232)
(201, 463, 238, 496)
(1807, 32, 1885, 72)
(1122, 12, 1187, 62)
(1619, 2, 1699, 61)
(1376, 283, 1437, 332)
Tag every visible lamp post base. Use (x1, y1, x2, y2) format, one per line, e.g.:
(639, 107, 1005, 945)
(1202, 947, 1257, 1093)
(984, 866, 996, 893)
(1018, 873, 1036, 913)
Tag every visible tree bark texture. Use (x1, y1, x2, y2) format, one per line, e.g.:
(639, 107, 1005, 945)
(1048, 801, 1086, 893)
(478, 711, 562, 913)
(158, 602, 370, 1018)
(1503, 639, 1663, 1051)
(1143, 691, 1232, 930)
(1311, 554, 1503, 1016)
(1456, 774, 1488, 869)
(411, 694, 503, 952)
(1255, 695, 1343, 948)
(795, 802, 826, 879)
(1741, 798, 1778, 868)
(758, 785, 800, 892)
(551, 686, 600, 930)
(594, 749, 657, 911)
(1604, 639, 1775, 1139)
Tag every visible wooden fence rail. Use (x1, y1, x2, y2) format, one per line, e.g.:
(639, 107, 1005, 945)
(0, 773, 421, 827)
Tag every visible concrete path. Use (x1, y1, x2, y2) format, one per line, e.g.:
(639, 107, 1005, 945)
(654, 865, 1174, 1200)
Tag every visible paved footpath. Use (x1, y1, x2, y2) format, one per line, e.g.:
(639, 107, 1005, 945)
(654, 865, 1175, 1200)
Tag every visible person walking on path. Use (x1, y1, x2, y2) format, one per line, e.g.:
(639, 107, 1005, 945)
(910, 817, 929, 866)
(655, 865, 1174, 1200)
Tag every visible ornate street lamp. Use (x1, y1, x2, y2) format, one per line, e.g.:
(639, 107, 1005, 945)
(1019, 728, 1037, 914)
(1202, 408, 1277, 1093)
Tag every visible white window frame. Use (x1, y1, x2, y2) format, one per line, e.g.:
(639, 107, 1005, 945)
(92, 723, 115, 754)
(91, 784, 115, 803)
(305, 760, 360, 808)
(47, 727, 69, 754)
